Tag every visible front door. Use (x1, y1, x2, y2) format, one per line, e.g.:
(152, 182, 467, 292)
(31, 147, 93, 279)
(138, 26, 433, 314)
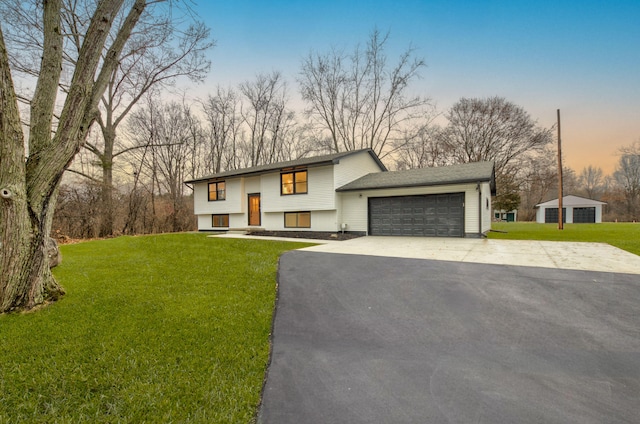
(248, 194, 261, 226)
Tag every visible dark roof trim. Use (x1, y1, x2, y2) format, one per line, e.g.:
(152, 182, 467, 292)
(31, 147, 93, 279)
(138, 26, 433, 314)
(336, 162, 496, 194)
(184, 148, 386, 184)
(337, 177, 495, 193)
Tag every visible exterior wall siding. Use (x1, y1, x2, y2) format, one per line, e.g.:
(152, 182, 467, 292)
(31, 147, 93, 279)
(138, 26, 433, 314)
(262, 210, 338, 232)
(481, 181, 492, 234)
(196, 213, 246, 231)
(261, 165, 336, 212)
(193, 178, 243, 215)
(333, 152, 385, 188)
(536, 205, 603, 223)
(339, 183, 488, 236)
(333, 151, 386, 229)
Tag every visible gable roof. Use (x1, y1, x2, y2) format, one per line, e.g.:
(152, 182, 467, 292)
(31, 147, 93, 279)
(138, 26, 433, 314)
(336, 161, 496, 193)
(535, 195, 607, 208)
(184, 148, 386, 183)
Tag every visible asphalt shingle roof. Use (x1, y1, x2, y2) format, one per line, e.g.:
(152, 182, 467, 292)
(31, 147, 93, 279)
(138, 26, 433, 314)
(184, 149, 385, 183)
(535, 195, 606, 207)
(336, 161, 496, 192)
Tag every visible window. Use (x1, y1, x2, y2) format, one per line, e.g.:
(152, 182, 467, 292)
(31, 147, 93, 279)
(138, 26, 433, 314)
(208, 181, 225, 201)
(212, 214, 229, 227)
(284, 212, 311, 228)
(281, 170, 307, 195)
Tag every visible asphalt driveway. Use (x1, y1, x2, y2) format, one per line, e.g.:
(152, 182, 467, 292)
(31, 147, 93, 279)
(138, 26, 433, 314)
(258, 251, 640, 423)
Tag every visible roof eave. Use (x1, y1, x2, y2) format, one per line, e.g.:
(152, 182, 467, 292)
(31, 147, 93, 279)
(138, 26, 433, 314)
(337, 177, 493, 192)
(184, 159, 339, 184)
(184, 148, 385, 184)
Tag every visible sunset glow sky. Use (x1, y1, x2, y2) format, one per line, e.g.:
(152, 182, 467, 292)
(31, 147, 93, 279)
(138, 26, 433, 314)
(193, 0, 640, 174)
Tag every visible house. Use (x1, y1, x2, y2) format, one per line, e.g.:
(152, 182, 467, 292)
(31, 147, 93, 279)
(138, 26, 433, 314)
(535, 195, 606, 223)
(185, 149, 496, 238)
(494, 209, 517, 222)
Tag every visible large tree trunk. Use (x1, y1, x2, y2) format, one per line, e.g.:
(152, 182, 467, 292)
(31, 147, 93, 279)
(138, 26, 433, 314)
(97, 81, 119, 237)
(1, 0, 148, 313)
(99, 123, 116, 237)
(0, 23, 65, 312)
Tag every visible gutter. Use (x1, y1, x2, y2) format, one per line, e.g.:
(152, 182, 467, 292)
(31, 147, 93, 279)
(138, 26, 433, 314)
(336, 177, 493, 192)
(477, 182, 482, 236)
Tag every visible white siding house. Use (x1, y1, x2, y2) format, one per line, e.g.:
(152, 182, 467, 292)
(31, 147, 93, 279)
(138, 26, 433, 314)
(186, 149, 496, 237)
(187, 150, 386, 233)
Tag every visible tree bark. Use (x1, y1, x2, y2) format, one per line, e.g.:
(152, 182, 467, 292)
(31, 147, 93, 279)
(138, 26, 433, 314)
(99, 116, 116, 237)
(1, 5, 66, 312)
(1, 0, 148, 313)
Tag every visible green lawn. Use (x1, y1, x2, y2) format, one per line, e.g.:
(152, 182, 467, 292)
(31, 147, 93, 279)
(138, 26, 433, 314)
(0, 233, 313, 423)
(488, 222, 640, 256)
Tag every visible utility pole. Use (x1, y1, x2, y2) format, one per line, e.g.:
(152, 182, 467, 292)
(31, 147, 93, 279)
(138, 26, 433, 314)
(557, 109, 563, 230)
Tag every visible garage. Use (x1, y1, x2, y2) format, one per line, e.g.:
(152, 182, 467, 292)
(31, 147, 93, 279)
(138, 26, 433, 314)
(369, 193, 464, 237)
(573, 207, 596, 223)
(536, 196, 606, 224)
(544, 207, 566, 224)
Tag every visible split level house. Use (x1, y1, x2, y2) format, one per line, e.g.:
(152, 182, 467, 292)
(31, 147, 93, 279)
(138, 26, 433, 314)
(184, 149, 496, 238)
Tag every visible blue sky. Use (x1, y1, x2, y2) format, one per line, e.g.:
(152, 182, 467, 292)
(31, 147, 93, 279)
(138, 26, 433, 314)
(194, 0, 640, 173)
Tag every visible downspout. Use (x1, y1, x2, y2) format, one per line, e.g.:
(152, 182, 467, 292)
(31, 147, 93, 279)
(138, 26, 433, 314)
(477, 182, 482, 237)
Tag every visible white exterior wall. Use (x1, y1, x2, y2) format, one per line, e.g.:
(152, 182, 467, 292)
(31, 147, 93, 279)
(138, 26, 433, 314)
(536, 205, 603, 223)
(197, 214, 213, 230)
(480, 181, 492, 233)
(535, 208, 544, 223)
(259, 165, 338, 231)
(339, 183, 490, 236)
(261, 165, 336, 212)
(194, 162, 353, 231)
(193, 179, 243, 215)
(333, 152, 384, 188)
(333, 152, 385, 229)
(262, 210, 338, 232)
(243, 176, 261, 196)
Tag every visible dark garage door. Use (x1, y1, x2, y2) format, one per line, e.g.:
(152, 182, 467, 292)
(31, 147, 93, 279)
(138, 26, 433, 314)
(573, 207, 596, 223)
(544, 208, 567, 224)
(369, 193, 464, 237)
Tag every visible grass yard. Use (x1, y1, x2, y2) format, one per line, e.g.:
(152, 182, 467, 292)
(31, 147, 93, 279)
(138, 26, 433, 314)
(0, 233, 312, 423)
(489, 222, 640, 256)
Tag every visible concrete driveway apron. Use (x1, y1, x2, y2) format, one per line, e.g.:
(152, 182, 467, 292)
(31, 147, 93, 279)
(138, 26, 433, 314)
(258, 238, 640, 423)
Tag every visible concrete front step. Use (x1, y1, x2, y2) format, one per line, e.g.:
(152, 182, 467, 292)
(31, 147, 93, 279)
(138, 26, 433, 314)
(227, 228, 264, 235)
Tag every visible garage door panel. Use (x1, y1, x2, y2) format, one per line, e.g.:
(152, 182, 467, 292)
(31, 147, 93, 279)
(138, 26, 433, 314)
(573, 207, 595, 223)
(545, 208, 567, 224)
(369, 193, 464, 237)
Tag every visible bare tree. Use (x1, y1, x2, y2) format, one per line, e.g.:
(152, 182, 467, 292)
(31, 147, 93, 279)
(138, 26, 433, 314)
(613, 140, 640, 220)
(299, 28, 431, 158)
(126, 97, 198, 232)
(66, 4, 213, 237)
(238, 71, 296, 167)
(518, 148, 558, 220)
(437, 97, 554, 211)
(52, 182, 102, 239)
(201, 86, 242, 173)
(0, 0, 177, 313)
(578, 165, 604, 199)
(394, 124, 450, 170)
(439, 97, 553, 175)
